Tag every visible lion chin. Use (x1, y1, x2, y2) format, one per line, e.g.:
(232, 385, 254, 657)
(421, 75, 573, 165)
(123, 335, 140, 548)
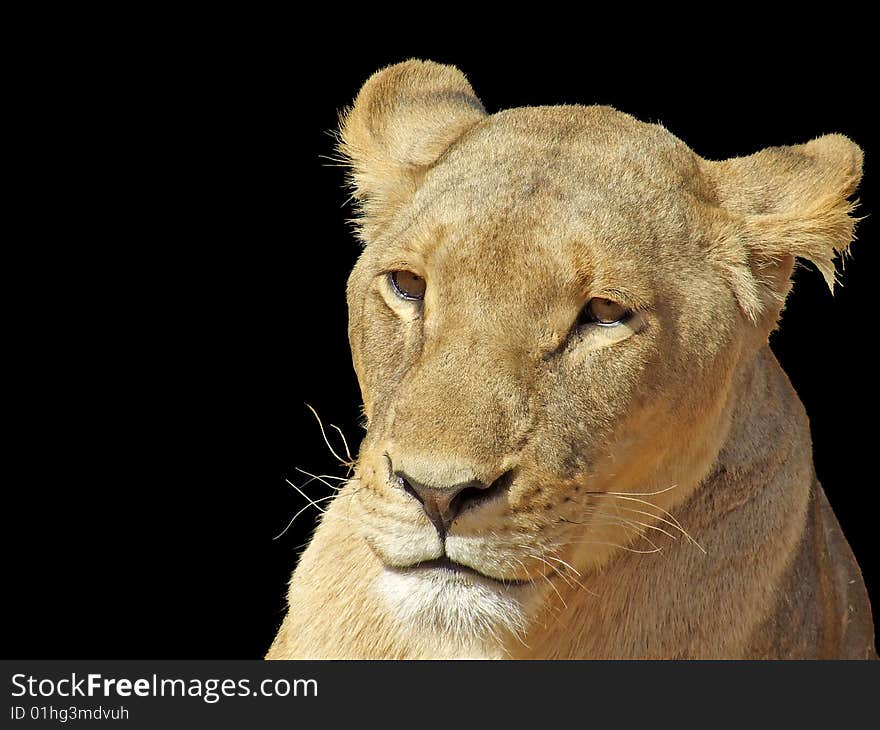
(266, 60, 876, 660)
(373, 566, 531, 658)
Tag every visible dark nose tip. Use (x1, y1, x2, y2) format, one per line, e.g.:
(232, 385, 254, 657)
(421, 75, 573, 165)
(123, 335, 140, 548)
(395, 470, 511, 533)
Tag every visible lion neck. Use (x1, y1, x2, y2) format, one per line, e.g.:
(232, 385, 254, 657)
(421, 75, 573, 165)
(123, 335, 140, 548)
(518, 344, 815, 659)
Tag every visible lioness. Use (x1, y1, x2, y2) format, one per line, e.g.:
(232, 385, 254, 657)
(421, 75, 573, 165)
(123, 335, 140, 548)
(268, 60, 876, 659)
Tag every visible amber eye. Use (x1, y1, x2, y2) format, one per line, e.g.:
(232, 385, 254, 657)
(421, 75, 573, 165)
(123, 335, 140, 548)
(579, 297, 631, 327)
(388, 270, 426, 301)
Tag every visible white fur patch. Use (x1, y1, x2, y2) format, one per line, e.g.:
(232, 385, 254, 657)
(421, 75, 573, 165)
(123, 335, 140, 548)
(374, 567, 530, 658)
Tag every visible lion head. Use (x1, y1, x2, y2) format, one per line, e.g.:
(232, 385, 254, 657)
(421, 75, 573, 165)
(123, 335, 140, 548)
(312, 60, 862, 653)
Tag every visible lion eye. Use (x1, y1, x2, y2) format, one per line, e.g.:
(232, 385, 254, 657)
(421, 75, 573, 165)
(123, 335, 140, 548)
(388, 270, 426, 301)
(580, 297, 631, 327)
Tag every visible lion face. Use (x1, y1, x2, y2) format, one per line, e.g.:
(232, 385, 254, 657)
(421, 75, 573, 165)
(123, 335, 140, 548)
(335, 62, 861, 642)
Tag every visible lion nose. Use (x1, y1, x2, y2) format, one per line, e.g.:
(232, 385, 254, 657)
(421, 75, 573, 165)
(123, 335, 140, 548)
(395, 471, 510, 534)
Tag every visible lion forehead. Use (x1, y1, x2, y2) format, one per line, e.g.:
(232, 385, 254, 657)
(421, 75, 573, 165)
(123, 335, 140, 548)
(385, 109, 711, 268)
(431, 106, 708, 202)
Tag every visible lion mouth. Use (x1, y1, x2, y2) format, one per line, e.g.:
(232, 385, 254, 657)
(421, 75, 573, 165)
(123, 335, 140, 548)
(405, 556, 530, 587)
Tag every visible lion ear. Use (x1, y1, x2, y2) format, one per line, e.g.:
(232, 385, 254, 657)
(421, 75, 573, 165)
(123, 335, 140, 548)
(704, 134, 863, 330)
(337, 59, 487, 242)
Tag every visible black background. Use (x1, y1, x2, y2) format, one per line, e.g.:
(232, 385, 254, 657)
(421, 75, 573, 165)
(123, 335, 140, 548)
(8, 28, 877, 658)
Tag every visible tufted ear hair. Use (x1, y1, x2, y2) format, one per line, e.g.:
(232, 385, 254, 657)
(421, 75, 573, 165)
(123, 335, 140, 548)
(337, 59, 487, 242)
(703, 134, 863, 332)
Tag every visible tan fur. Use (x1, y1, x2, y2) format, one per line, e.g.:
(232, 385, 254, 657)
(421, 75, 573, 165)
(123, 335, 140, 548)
(267, 60, 875, 659)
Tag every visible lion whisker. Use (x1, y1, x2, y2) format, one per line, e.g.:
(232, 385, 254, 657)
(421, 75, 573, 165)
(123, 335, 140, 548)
(613, 515, 677, 541)
(561, 512, 649, 541)
(538, 554, 598, 596)
(601, 484, 680, 497)
(600, 494, 683, 527)
(529, 546, 583, 589)
(294, 466, 349, 492)
(279, 473, 368, 535)
(618, 522, 662, 553)
(556, 538, 663, 555)
(517, 555, 568, 609)
(295, 470, 348, 482)
(582, 508, 666, 553)
(284, 477, 329, 511)
(304, 402, 355, 470)
(596, 495, 706, 554)
(526, 551, 577, 591)
(610, 505, 705, 552)
(541, 553, 582, 578)
(531, 550, 599, 599)
(329, 423, 354, 463)
(273, 495, 337, 540)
